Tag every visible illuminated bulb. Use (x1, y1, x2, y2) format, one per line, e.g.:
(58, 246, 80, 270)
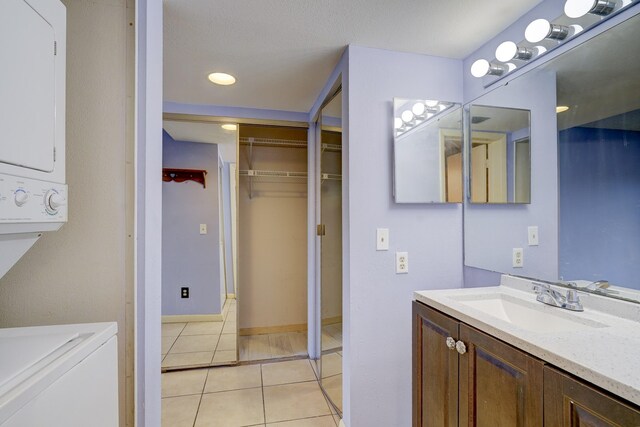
(535, 46, 548, 55)
(394, 117, 403, 129)
(208, 72, 236, 85)
(425, 100, 439, 107)
(507, 63, 517, 72)
(412, 103, 426, 116)
(556, 105, 570, 113)
(525, 19, 569, 43)
(564, 0, 616, 18)
(470, 59, 507, 78)
(495, 41, 535, 62)
(221, 124, 237, 131)
(401, 110, 414, 123)
(438, 104, 447, 111)
(570, 24, 584, 36)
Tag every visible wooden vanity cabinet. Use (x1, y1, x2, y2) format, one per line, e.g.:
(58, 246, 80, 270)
(544, 367, 640, 426)
(413, 301, 640, 427)
(413, 302, 543, 426)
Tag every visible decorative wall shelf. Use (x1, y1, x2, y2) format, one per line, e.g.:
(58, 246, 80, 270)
(162, 168, 207, 188)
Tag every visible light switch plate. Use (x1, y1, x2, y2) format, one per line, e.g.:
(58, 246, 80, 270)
(376, 228, 389, 251)
(528, 226, 539, 246)
(513, 248, 523, 268)
(396, 251, 408, 274)
(200, 224, 207, 234)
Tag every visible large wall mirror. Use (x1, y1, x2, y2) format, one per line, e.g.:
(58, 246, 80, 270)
(469, 105, 531, 204)
(464, 11, 640, 302)
(393, 99, 463, 203)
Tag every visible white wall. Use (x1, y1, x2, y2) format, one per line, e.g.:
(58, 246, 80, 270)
(0, 0, 134, 425)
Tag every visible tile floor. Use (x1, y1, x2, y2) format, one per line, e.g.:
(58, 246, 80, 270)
(162, 358, 342, 427)
(162, 299, 237, 370)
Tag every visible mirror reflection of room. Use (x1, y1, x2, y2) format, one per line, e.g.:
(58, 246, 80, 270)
(393, 100, 463, 203)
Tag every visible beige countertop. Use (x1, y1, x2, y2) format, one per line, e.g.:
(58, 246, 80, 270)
(414, 275, 640, 407)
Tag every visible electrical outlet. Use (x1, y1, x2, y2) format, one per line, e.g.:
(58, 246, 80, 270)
(376, 228, 389, 251)
(200, 224, 207, 234)
(396, 251, 409, 274)
(528, 226, 539, 246)
(512, 248, 524, 268)
(181, 287, 189, 298)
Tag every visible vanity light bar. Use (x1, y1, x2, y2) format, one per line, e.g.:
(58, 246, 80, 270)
(469, 0, 638, 79)
(395, 101, 454, 136)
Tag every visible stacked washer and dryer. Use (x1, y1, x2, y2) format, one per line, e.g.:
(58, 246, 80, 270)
(0, 0, 118, 425)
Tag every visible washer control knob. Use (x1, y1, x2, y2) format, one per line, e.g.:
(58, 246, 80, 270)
(14, 190, 28, 207)
(44, 190, 66, 214)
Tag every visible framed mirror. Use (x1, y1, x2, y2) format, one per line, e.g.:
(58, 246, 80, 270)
(469, 105, 531, 204)
(393, 99, 463, 203)
(464, 11, 640, 303)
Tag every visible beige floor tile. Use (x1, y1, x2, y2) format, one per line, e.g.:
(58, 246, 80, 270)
(212, 350, 237, 364)
(262, 359, 317, 386)
(321, 332, 340, 352)
(162, 368, 208, 397)
(332, 415, 341, 426)
(182, 321, 224, 336)
(162, 335, 178, 354)
(205, 364, 262, 393)
(288, 332, 308, 356)
(268, 333, 294, 358)
(241, 335, 273, 361)
(310, 359, 320, 379)
(171, 335, 219, 353)
(263, 381, 331, 423)
(217, 334, 237, 351)
(320, 352, 342, 379)
(162, 394, 200, 427)
(266, 415, 337, 427)
(162, 352, 214, 369)
(195, 388, 264, 427)
(162, 322, 186, 337)
(222, 321, 237, 334)
(321, 374, 342, 413)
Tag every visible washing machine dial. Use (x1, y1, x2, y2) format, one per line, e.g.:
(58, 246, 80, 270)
(44, 190, 66, 214)
(14, 189, 29, 207)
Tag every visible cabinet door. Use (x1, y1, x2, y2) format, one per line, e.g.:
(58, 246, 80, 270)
(544, 367, 640, 426)
(458, 324, 544, 427)
(412, 302, 459, 427)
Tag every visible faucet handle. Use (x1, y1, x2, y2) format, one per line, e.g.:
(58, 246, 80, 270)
(566, 289, 580, 304)
(564, 289, 584, 311)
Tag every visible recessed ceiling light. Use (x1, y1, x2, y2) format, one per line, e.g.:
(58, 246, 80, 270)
(556, 106, 570, 113)
(208, 72, 236, 85)
(221, 124, 237, 131)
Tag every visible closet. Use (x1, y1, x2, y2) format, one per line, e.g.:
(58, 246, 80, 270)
(237, 125, 309, 360)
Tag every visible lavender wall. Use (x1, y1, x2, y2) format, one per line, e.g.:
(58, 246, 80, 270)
(162, 131, 222, 315)
(559, 126, 640, 288)
(344, 45, 463, 427)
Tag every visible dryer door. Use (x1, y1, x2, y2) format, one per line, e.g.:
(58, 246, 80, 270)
(0, 0, 56, 173)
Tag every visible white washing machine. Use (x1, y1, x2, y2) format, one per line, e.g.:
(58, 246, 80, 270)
(0, 323, 118, 426)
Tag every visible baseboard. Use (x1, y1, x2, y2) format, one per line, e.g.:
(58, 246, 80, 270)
(226, 293, 236, 299)
(321, 315, 342, 326)
(239, 323, 307, 336)
(162, 314, 224, 323)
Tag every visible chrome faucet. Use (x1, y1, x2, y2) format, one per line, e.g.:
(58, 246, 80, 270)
(532, 282, 583, 311)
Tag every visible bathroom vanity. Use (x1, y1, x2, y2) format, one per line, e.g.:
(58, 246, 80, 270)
(412, 276, 640, 426)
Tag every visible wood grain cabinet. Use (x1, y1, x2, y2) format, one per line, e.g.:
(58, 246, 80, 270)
(413, 301, 640, 427)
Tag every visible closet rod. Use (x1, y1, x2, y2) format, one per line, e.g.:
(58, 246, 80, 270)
(239, 137, 307, 149)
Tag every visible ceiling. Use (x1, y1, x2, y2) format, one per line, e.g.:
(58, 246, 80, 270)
(163, 0, 544, 113)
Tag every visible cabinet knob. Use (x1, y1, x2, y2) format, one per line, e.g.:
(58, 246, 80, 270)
(446, 336, 456, 350)
(456, 340, 467, 355)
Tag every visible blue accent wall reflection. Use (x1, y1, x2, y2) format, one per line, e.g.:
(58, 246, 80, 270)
(559, 126, 640, 289)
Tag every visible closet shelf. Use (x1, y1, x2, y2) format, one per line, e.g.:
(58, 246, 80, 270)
(321, 143, 342, 152)
(239, 137, 307, 149)
(239, 169, 307, 179)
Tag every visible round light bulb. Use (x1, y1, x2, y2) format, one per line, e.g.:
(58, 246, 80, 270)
(535, 45, 547, 55)
(394, 117, 403, 129)
(412, 103, 426, 116)
(564, 0, 597, 18)
(401, 110, 414, 123)
(556, 105, 570, 113)
(507, 63, 517, 72)
(221, 124, 237, 131)
(208, 72, 236, 85)
(495, 41, 518, 62)
(471, 59, 490, 78)
(525, 19, 551, 43)
(425, 100, 439, 107)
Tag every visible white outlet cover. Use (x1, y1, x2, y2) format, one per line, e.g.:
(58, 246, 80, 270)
(200, 224, 207, 234)
(512, 248, 523, 268)
(396, 251, 409, 274)
(528, 226, 539, 246)
(376, 228, 389, 251)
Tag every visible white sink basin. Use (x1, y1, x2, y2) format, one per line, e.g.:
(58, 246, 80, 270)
(449, 293, 609, 333)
